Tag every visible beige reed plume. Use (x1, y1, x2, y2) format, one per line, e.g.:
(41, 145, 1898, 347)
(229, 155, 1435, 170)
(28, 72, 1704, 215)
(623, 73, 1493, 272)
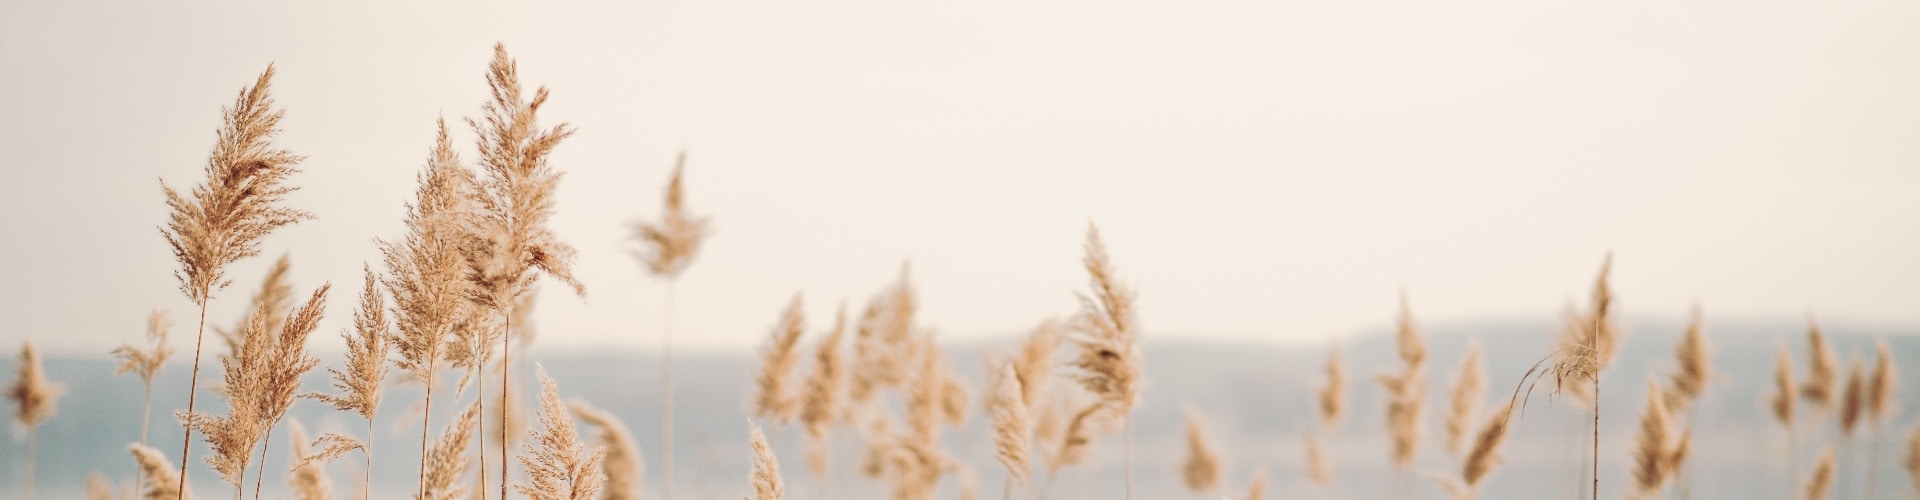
(1801, 320, 1839, 413)
(10, 341, 62, 500)
(1631, 379, 1678, 498)
(178, 309, 271, 491)
(629, 150, 711, 279)
(421, 404, 481, 500)
(1771, 342, 1797, 426)
(754, 292, 807, 423)
(1805, 446, 1833, 500)
(1318, 343, 1345, 429)
(1664, 306, 1711, 412)
(1869, 340, 1897, 423)
(850, 266, 919, 403)
(115, 308, 175, 450)
(214, 255, 294, 359)
(1011, 319, 1061, 412)
(1180, 409, 1223, 492)
(1462, 405, 1514, 497)
(250, 284, 331, 499)
(461, 43, 587, 500)
(1840, 355, 1865, 436)
(748, 422, 785, 500)
(514, 365, 607, 500)
(800, 301, 848, 477)
(988, 362, 1030, 488)
(306, 267, 389, 500)
(381, 117, 477, 500)
(1445, 341, 1486, 455)
(1066, 223, 1142, 498)
(132, 444, 193, 500)
(1906, 421, 1920, 495)
(1375, 292, 1426, 470)
(160, 64, 311, 498)
(1303, 430, 1331, 487)
(570, 401, 644, 500)
(1245, 469, 1267, 500)
(287, 421, 332, 500)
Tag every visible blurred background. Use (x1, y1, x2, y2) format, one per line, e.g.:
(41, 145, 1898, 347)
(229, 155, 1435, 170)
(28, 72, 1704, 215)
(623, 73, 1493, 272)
(2, 1, 1917, 498)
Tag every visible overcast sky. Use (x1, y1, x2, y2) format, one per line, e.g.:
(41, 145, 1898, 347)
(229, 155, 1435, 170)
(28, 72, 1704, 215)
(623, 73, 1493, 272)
(3, 1, 1916, 355)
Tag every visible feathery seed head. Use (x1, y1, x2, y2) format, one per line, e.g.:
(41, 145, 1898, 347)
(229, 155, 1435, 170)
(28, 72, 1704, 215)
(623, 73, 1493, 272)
(9, 341, 61, 427)
(571, 401, 644, 500)
(630, 151, 711, 279)
(1180, 409, 1223, 492)
(988, 363, 1030, 486)
(754, 292, 807, 423)
(749, 422, 785, 500)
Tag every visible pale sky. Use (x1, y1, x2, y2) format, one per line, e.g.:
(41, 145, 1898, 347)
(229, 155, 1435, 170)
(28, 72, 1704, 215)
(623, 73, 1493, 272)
(3, 1, 1916, 354)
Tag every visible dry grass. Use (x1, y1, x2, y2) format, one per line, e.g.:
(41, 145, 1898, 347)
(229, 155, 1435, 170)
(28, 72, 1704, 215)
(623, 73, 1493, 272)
(1664, 306, 1711, 412)
(1805, 446, 1833, 500)
(629, 150, 711, 279)
(1376, 292, 1426, 470)
(1772, 342, 1797, 426)
(1318, 344, 1345, 429)
(988, 362, 1030, 487)
(1868, 340, 1897, 423)
(1011, 319, 1061, 412)
(9, 341, 59, 427)
(1179, 410, 1222, 492)
(131, 444, 192, 500)
(754, 292, 807, 423)
(748, 422, 785, 500)
(570, 401, 644, 500)
(1461, 405, 1513, 494)
(421, 404, 480, 500)
(113, 309, 174, 428)
(800, 301, 848, 477)
(178, 309, 270, 488)
(514, 365, 606, 500)
(1303, 430, 1331, 487)
(287, 421, 333, 500)
(1445, 341, 1486, 455)
(1244, 468, 1267, 500)
(1065, 223, 1142, 498)
(1631, 379, 1677, 498)
(311, 267, 390, 420)
(1840, 355, 1865, 436)
(1801, 321, 1839, 413)
(215, 255, 294, 359)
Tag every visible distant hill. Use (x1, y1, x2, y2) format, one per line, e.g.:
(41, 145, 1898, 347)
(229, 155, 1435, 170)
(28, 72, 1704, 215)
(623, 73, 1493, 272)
(4, 317, 1915, 499)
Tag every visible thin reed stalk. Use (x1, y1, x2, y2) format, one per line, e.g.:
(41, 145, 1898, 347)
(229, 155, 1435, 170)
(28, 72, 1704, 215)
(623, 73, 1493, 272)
(630, 150, 709, 500)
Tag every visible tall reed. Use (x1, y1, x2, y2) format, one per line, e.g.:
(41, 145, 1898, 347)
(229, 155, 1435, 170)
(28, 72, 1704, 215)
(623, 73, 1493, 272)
(9, 341, 61, 500)
(571, 401, 643, 500)
(1806, 446, 1833, 500)
(754, 293, 807, 424)
(1319, 343, 1345, 430)
(1179, 409, 1222, 493)
(251, 285, 329, 500)
(1445, 341, 1485, 456)
(421, 404, 481, 500)
(132, 444, 193, 500)
(989, 362, 1030, 498)
(748, 422, 785, 500)
(1376, 291, 1426, 486)
(160, 65, 311, 499)
(117, 308, 175, 493)
(1865, 340, 1897, 500)
(800, 302, 848, 483)
(629, 150, 710, 500)
(285, 421, 331, 500)
(1065, 223, 1141, 500)
(1771, 342, 1798, 494)
(307, 267, 391, 500)
(514, 365, 606, 500)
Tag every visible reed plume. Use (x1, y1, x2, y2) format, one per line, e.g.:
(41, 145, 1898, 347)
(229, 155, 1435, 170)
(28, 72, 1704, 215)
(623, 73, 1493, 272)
(988, 363, 1030, 490)
(1664, 306, 1711, 412)
(305, 267, 389, 500)
(1462, 405, 1513, 497)
(1801, 321, 1838, 413)
(10, 341, 61, 500)
(1376, 291, 1426, 470)
(851, 265, 919, 403)
(1049, 404, 1102, 475)
(1318, 343, 1345, 429)
(161, 64, 311, 498)
(570, 401, 643, 500)
(754, 292, 807, 423)
(1631, 379, 1677, 499)
(1446, 341, 1485, 455)
(1011, 319, 1061, 412)
(214, 255, 294, 359)
(800, 302, 848, 477)
(748, 422, 784, 500)
(1066, 223, 1142, 499)
(132, 444, 193, 500)
(382, 117, 476, 500)
(1806, 446, 1833, 500)
(629, 151, 710, 500)
(421, 404, 480, 500)
(178, 309, 271, 493)
(1304, 430, 1331, 487)
(1180, 409, 1222, 492)
(1772, 342, 1797, 426)
(1245, 469, 1266, 500)
(461, 43, 587, 500)
(514, 366, 606, 500)
(251, 284, 331, 500)
(286, 421, 332, 500)
(88, 472, 116, 500)
(115, 308, 174, 456)
(1865, 339, 1899, 500)
(1840, 355, 1865, 436)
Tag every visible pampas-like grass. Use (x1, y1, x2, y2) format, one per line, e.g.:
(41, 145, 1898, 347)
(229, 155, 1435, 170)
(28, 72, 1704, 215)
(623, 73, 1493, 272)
(1445, 341, 1486, 455)
(1840, 355, 1865, 436)
(422, 404, 480, 500)
(1319, 343, 1345, 429)
(570, 401, 643, 500)
(988, 363, 1030, 489)
(251, 284, 331, 500)
(1772, 343, 1797, 426)
(748, 422, 784, 500)
(306, 267, 389, 500)
(214, 255, 294, 360)
(1805, 446, 1833, 500)
(514, 365, 606, 500)
(1665, 306, 1711, 412)
(10, 341, 61, 500)
(1376, 292, 1426, 470)
(1631, 379, 1677, 498)
(1461, 405, 1513, 496)
(1304, 430, 1331, 487)
(1864, 339, 1899, 500)
(178, 309, 271, 491)
(754, 293, 807, 423)
(115, 308, 174, 450)
(1244, 469, 1267, 500)
(1066, 223, 1142, 499)
(88, 472, 116, 500)
(629, 151, 710, 500)
(851, 266, 919, 403)
(161, 64, 311, 499)
(286, 421, 332, 500)
(800, 302, 848, 477)
(1801, 321, 1839, 413)
(460, 43, 587, 500)
(1011, 320, 1061, 412)
(133, 444, 193, 500)
(1179, 410, 1222, 492)
(382, 118, 478, 500)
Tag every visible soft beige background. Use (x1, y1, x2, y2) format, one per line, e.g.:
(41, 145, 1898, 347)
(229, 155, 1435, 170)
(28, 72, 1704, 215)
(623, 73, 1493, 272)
(3, 1, 1916, 354)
